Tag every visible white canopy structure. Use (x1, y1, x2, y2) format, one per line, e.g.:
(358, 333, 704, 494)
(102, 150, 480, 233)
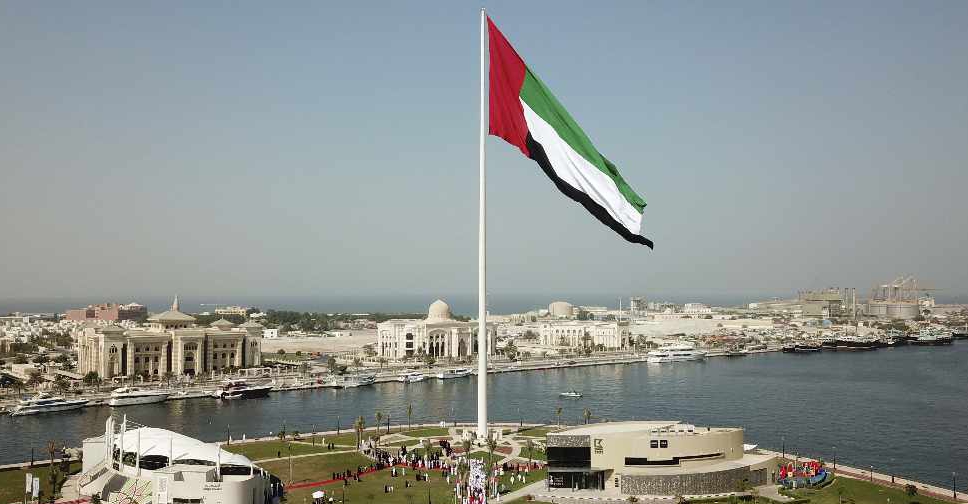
(111, 426, 253, 467)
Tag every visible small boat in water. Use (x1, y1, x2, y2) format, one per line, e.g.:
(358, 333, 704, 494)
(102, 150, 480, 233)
(398, 372, 426, 383)
(559, 390, 582, 398)
(912, 328, 953, 346)
(10, 393, 88, 416)
(436, 368, 472, 379)
(211, 379, 272, 400)
(328, 373, 377, 388)
(108, 387, 170, 406)
(647, 343, 706, 363)
(222, 393, 244, 400)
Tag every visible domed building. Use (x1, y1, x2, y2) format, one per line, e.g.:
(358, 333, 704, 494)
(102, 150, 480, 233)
(377, 299, 495, 360)
(77, 297, 264, 380)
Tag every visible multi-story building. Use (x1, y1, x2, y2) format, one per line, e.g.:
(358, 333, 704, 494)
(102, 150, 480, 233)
(76, 298, 263, 380)
(66, 303, 147, 322)
(214, 305, 249, 317)
(377, 300, 495, 360)
(538, 320, 631, 349)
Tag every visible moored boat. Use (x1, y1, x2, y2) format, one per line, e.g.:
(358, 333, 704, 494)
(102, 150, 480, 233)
(108, 387, 170, 407)
(559, 390, 582, 398)
(646, 343, 706, 363)
(211, 379, 272, 400)
(436, 368, 472, 379)
(10, 393, 88, 416)
(397, 372, 426, 383)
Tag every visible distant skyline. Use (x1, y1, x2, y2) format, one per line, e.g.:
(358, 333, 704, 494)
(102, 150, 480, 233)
(2, 1, 967, 301)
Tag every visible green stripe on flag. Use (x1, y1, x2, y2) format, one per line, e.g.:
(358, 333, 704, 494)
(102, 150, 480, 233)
(519, 67, 646, 213)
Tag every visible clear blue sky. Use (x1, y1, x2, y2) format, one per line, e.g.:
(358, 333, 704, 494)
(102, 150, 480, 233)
(1, 1, 966, 304)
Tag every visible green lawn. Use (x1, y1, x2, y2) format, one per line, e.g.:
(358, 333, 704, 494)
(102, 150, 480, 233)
(0, 461, 80, 504)
(400, 427, 451, 438)
(260, 451, 373, 486)
(223, 439, 334, 461)
(516, 425, 562, 437)
(786, 477, 953, 504)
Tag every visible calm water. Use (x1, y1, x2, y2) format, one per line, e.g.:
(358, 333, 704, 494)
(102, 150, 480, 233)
(2, 343, 966, 489)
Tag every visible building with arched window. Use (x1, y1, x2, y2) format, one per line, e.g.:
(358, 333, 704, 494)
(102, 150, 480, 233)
(77, 297, 264, 380)
(376, 299, 495, 361)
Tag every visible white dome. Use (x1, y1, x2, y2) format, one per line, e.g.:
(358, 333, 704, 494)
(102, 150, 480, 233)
(427, 299, 452, 321)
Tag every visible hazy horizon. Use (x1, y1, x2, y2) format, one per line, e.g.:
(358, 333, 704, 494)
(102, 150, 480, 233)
(2, 1, 967, 301)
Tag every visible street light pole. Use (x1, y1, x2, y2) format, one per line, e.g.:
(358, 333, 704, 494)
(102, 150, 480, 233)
(781, 436, 785, 460)
(832, 446, 837, 475)
(953, 472, 957, 499)
(870, 465, 874, 482)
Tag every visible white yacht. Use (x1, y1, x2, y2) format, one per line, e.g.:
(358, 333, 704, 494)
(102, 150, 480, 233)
(646, 343, 706, 363)
(397, 372, 426, 383)
(436, 368, 472, 379)
(559, 390, 583, 398)
(108, 387, 170, 406)
(10, 393, 88, 416)
(211, 379, 272, 400)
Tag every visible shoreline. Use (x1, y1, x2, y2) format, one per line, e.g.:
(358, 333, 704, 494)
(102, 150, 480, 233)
(1, 424, 962, 504)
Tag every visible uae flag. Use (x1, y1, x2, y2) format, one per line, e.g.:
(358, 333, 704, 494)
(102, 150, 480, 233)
(487, 17, 653, 248)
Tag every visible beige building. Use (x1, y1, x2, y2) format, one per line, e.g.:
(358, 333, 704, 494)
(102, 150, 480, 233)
(377, 299, 495, 360)
(538, 320, 631, 349)
(77, 298, 264, 380)
(547, 421, 777, 496)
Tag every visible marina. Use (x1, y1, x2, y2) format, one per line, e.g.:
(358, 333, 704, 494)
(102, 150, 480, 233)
(2, 341, 965, 490)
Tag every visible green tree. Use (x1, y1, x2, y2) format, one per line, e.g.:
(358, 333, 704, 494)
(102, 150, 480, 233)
(555, 407, 563, 427)
(504, 340, 518, 360)
(33, 354, 50, 364)
(326, 356, 339, 374)
(352, 357, 362, 371)
(378, 357, 387, 370)
(27, 370, 45, 389)
(375, 411, 384, 441)
(52, 374, 69, 393)
(354, 416, 366, 449)
(486, 433, 498, 468)
(82, 371, 101, 391)
(362, 344, 376, 357)
(276, 349, 286, 355)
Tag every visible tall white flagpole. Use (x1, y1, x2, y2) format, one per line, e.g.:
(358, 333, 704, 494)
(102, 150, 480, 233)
(476, 6, 488, 440)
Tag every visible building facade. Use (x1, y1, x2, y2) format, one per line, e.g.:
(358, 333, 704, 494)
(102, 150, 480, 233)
(547, 421, 777, 496)
(377, 300, 495, 360)
(538, 320, 631, 349)
(77, 298, 263, 380)
(66, 303, 147, 322)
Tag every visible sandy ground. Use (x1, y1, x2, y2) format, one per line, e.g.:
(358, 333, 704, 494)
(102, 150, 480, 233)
(260, 329, 378, 354)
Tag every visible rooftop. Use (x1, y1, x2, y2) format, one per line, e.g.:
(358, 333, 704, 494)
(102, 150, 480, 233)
(554, 421, 739, 436)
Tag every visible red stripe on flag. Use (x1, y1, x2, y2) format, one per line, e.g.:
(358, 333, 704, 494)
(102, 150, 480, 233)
(487, 16, 530, 157)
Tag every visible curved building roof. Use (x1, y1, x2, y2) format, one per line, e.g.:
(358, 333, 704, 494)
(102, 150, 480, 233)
(112, 427, 253, 467)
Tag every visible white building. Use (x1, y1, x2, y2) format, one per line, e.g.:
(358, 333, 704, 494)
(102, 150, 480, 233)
(79, 416, 276, 504)
(377, 299, 495, 360)
(538, 320, 631, 349)
(683, 303, 713, 315)
(262, 328, 285, 339)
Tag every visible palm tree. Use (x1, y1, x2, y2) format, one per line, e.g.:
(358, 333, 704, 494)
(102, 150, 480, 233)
(354, 415, 366, 449)
(47, 440, 57, 500)
(375, 412, 384, 442)
(406, 402, 413, 432)
(555, 407, 563, 427)
(461, 438, 472, 460)
(525, 439, 535, 466)
(486, 434, 498, 469)
(583, 408, 592, 425)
